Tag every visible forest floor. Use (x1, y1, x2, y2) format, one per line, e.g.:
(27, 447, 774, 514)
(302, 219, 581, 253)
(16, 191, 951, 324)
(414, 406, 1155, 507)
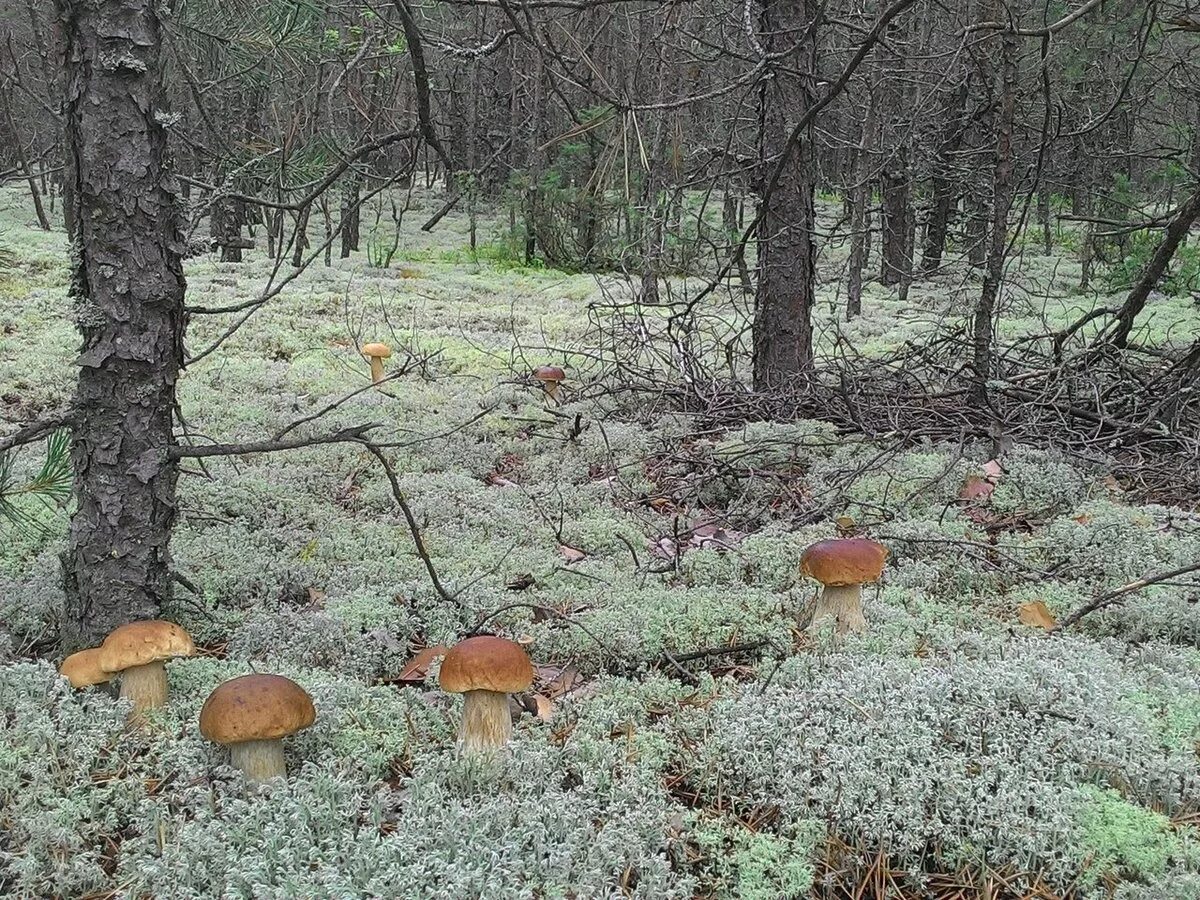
(1, 184, 1199, 899)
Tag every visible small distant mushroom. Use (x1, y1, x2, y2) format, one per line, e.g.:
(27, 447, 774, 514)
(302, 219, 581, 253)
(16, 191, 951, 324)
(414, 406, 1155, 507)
(439, 635, 534, 751)
(533, 365, 565, 403)
(199, 674, 316, 783)
(361, 342, 393, 384)
(99, 620, 196, 715)
(799, 538, 888, 635)
(60, 647, 111, 690)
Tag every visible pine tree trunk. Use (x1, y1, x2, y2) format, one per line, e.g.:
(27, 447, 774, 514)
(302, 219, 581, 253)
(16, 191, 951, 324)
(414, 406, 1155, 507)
(971, 13, 1017, 405)
(847, 79, 879, 319)
(920, 83, 967, 275)
(752, 0, 818, 390)
(340, 173, 361, 258)
(57, 0, 186, 648)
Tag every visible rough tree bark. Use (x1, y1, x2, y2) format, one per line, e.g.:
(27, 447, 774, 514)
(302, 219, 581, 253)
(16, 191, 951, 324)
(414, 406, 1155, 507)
(752, 0, 819, 390)
(56, 0, 186, 647)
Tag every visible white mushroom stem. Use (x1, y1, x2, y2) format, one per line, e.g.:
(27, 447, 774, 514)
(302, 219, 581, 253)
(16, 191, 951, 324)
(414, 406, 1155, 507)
(459, 689, 513, 751)
(119, 661, 169, 714)
(368, 356, 385, 384)
(542, 381, 561, 403)
(810, 583, 867, 635)
(229, 740, 288, 783)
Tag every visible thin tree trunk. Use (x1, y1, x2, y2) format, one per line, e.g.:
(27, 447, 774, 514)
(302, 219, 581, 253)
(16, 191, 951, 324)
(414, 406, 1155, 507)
(920, 82, 967, 274)
(1, 89, 52, 231)
(1037, 187, 1052, 254)
(340, 173, 361, 258)
(752, 0, 818, 390)
(970, 13, 1017, 405)
(1108, 187, 1200, 347)
(524, 54, 544, 266)
(847, 79, 879, 319)
(57, 0, 186, 647)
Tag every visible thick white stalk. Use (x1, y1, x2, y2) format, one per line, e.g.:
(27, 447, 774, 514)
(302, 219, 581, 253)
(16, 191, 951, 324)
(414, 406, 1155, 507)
(810, 583, 867, 634)
(459, 689, 513, 751)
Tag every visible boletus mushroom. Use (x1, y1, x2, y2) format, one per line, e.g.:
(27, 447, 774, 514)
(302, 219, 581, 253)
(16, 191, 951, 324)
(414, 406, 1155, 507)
(361, 342, 393, 384)
(533, 365, 565, 403)
(199, 674, 316, 783)
(60, 647, 111, 690)
(799, 538, 888, 635)
(439, 635, 533, 751)
(99, 620, 196, 716)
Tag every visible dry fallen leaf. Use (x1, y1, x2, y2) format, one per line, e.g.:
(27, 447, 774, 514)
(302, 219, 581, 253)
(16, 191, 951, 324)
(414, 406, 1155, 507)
(396, 644, 448, 683)
(960, 475, 995, 502)
(1017, 601, 1057, 630)
(982, 459, 1005, 481)
(531, 693, 555, 721)
(558, 544, 586, 564)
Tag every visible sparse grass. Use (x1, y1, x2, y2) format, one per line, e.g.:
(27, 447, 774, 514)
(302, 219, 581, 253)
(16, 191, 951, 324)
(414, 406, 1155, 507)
(1, 184, 1199, 898)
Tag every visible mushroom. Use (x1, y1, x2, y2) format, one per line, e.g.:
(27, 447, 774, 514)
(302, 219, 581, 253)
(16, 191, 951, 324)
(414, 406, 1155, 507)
(361, 342, 393, 384)
(799, 538, 888, 635)
(439, 635, 533, 751)
(533, 365, 565, 403)
(99, 620, 196, 715)
(60, 647, 111, 690)
(199, 674, 316, 783)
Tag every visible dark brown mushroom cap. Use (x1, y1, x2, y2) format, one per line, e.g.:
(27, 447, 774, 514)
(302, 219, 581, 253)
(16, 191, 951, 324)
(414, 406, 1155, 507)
(99, 620, 196, 674)
(799, 538, 888, 586)
(439, 636, 533, 694)
(60, 648, 111, 689)
(533, 365, 565, 383)
(199, 674, 316, 745)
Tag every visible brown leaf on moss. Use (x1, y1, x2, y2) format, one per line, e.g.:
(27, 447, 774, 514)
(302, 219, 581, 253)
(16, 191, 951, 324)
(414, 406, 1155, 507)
(960, 475, 995, 502)
(558, 544, 586, 563)
(396, 644, 448, 683)
(1017, 601, 1057, 630)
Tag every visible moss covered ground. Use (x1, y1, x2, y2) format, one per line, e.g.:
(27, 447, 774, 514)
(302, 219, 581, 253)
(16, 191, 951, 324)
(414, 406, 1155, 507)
(1, 184, 1199, 898)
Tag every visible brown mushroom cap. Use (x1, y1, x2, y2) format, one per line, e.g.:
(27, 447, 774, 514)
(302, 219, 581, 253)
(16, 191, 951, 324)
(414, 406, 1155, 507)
(533, 365, 565, 383)
(99, 620, 196, 674)
(439, 636, 533, 694)
(361, 342, 392, 359)
(799, 538, 888, 586)
(60, 648, 110, 689)
(199, 674, 316, 745)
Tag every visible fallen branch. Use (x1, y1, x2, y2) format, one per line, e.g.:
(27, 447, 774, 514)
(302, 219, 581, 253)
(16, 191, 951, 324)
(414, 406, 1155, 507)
(359, 440, 460, 607)
(169, 424, 380, 459)
(1056, 561, 1200, 630)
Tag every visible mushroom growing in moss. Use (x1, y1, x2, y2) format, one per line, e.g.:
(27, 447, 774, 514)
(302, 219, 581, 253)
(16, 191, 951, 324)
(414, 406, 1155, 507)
(361, 342, 393, 384)
(799, 538, 888, 634)
(99, 620, 196, 715)
(533, 365, 565, 403)
(199, 674, 316, 783)
(60, 648, 111, 690)
(439, 636, 533, 751)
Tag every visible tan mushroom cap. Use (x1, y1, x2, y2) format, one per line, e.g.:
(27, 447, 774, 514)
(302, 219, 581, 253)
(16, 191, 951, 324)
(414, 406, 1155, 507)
(199, 674, 316, 745)
(60, 648, 111, 689)
(361, 342, 392, 359)
(439, 636, 533, 694)
(800, 538, 888, 586)
(99, 620, 196, 674)
(533, 365, 565, 383)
